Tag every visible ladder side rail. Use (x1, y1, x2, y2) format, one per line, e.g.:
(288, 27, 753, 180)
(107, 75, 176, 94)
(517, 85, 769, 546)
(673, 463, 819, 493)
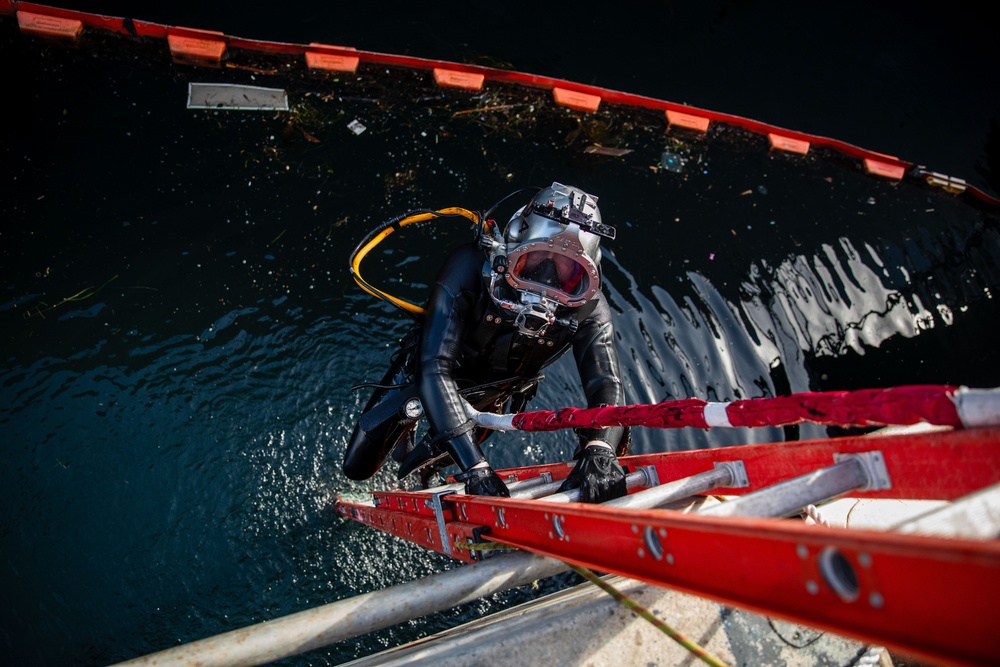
(337, 500, 483, 563)
(369, 428, 1000, 520)
(494, 426, 1000, 501)
(450, 496, 1000, 667)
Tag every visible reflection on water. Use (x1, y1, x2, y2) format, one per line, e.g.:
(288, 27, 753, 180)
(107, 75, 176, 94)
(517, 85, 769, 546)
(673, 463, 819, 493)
(2, 20, 999, 667)
(745, 234, 990, 359)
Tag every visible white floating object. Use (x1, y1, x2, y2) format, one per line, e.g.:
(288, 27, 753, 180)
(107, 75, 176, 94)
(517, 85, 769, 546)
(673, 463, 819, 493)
(186, 83, 289, 111)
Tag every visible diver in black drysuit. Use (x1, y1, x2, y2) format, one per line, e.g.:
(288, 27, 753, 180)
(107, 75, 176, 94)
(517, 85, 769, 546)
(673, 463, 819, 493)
(344, 182, 628, 501)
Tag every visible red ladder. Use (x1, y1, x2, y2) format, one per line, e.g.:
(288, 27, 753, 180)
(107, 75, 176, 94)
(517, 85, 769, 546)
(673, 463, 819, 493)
(336, 426, 1000, 666)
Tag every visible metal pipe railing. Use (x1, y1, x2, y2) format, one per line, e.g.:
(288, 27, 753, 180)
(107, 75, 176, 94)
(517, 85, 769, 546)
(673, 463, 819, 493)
(110, 550, 571, 667)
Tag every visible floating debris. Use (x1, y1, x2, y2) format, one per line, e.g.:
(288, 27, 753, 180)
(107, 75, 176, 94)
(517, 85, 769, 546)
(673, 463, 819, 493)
(659, 150, 684, 173)
(186, 83, 289, 111)
(584, 145, 632, 157)
(347, 119, 367, 135)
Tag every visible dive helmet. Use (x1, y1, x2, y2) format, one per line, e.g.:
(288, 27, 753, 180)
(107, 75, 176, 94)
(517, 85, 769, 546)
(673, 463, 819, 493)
(483, 182, 615, 332)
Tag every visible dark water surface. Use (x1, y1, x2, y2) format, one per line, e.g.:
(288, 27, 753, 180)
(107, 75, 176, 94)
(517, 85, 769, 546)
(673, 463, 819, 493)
(2, 3, 999, 665)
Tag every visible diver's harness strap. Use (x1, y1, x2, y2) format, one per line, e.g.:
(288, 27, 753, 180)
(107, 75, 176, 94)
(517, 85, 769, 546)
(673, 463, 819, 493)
(396, 417, 479, 479)
(465, 288, 593, 382)
(429, 417, 476, 445)
(357, 383, 420, 432)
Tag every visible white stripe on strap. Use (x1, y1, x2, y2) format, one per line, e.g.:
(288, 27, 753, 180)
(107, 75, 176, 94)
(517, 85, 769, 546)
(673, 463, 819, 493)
(703, 402, 733, 428)
(952, 386, 1000, 428)
(466, 405, 516, 431)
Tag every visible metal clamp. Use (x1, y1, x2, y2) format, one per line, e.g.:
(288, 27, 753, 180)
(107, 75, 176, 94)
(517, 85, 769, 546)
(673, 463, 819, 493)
(426, 490, 457, 555)
(470, 526, 493, 562)
(637, 465, 660, 488)
(715, 460, 749, 488)
(915, 168, 968, 195)
(834, 451, 892, 491)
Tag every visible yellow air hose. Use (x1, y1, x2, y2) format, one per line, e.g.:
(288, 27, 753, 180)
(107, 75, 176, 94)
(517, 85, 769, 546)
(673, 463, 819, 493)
(349, 206, 481, 316)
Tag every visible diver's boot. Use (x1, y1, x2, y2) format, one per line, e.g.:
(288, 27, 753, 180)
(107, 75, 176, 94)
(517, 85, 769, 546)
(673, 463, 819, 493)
(417, 462, 448, 489)
(397, 434, 453, 479)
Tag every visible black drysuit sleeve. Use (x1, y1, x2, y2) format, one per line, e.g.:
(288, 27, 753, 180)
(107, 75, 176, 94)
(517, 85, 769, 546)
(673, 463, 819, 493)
(570, 291, 626, 449)
(417, 245, 488, 471)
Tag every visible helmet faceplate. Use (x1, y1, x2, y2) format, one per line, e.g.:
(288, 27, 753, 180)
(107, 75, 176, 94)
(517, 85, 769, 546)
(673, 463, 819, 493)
(504, 223, 600, 306)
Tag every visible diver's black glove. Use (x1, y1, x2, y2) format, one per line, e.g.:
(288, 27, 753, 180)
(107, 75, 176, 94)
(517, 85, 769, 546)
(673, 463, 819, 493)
(558, 443, 627, 503)
(456, 466, 510, 497)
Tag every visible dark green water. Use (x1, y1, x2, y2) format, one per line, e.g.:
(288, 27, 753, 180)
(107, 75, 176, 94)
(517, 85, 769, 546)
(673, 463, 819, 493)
(2, 3, 998, 665)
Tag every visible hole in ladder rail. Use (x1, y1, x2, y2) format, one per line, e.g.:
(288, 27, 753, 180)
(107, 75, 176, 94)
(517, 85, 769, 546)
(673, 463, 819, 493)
(552, 514, 565, 540)
(643, 526, 664, 561)
(818, 547, 859, 602)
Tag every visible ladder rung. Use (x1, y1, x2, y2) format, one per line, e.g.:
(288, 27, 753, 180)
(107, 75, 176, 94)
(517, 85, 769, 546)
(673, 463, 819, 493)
(701, 456, 871, 518)
(895, 482, 1000, 539)
(604, 464, 737, 510)
(533, 466, 659, 503)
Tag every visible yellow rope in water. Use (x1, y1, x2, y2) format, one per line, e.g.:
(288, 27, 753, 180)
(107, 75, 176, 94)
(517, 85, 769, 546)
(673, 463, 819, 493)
(454, 541, 730, 667)
(25, 274, 119, 320)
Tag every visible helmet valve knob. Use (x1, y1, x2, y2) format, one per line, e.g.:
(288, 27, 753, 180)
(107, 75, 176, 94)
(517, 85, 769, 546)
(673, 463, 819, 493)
(492, 253, 508, 274)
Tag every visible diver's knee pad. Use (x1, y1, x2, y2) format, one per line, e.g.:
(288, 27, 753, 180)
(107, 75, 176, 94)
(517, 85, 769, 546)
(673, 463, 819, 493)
(343, 385, 420, 480)
(343, 343, 422, 480)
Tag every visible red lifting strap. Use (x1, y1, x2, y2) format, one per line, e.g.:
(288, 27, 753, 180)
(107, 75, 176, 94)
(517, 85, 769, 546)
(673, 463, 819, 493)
(511, 385, 966, 432)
